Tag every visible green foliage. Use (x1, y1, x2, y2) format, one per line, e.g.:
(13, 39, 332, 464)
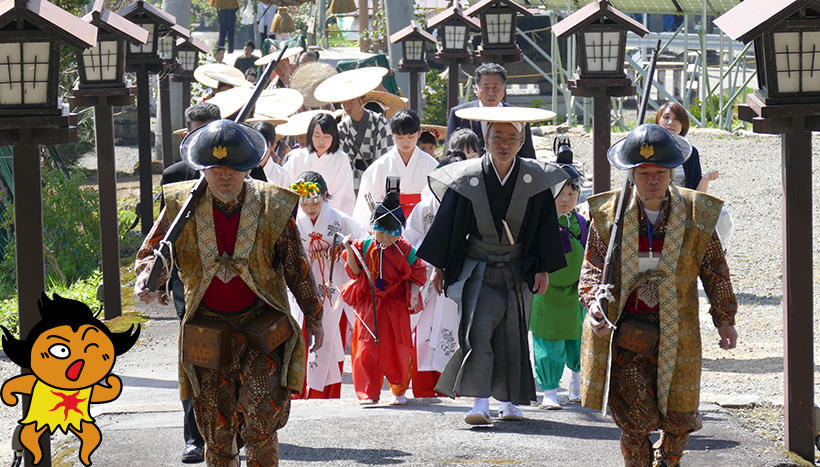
(0, 271, 102, 339)
(0, 167, 101, 299)
(422, 70, 447, 126)
(359, 2, 386, 46)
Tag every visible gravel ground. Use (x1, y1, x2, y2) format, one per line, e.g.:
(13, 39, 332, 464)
(1, 129, 818, 463)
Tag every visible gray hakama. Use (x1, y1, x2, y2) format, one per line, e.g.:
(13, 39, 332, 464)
(419, 155, 567, 405)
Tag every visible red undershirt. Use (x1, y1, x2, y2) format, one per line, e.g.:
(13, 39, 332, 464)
(201, 205, 257, 312)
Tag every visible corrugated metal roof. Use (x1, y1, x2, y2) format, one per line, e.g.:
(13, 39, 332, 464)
(537, 0, 740, 15)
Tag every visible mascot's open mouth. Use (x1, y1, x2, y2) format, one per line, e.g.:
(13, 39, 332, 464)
(66, 359, 84, 381)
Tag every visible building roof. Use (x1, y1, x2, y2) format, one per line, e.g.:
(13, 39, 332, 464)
(714, 0, 820, 43)
(552, 0, 649, 38)
(83, 0, 148, 45)
(0, 0, 97, 48)
(389, 20, 437, 44)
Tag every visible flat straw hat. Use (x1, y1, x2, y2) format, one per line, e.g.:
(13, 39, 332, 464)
(194, 63, 247, 89)
(245, 115, 288, 126)
(254, 88, 304, 118)
(421, 124, 447, 141)
(363, 90, 406, 118)
(454, 106, 557, 124)
(254, 46, 304, 67)
(290, 61, 338, 108)
(276, 110, 333, 137)
(202, 69, 254, 89)
(207, 86, 254, 119)
(313, 67, 388, 104)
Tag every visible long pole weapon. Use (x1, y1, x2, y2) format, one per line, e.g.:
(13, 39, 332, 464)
(144, 46, 290, 291)
(335, 233, 379, 344)
(594, 40, 662, 329)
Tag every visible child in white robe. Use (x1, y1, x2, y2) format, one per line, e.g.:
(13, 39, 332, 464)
(289, 171, 366, 398)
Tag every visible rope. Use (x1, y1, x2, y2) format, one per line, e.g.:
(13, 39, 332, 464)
(153, 240, 176, 300)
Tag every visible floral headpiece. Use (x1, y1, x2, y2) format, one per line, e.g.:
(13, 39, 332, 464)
(290, 180, 322, 200)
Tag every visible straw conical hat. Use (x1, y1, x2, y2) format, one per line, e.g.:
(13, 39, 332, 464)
(290, 61, 338, 108)
(313, 67, 388, 103)
(421, 124, 447, 141)
(363, 90, 406, 118)
(254, 88, 304, 118)
(276, 110, 333, 137)
(246, 115, 288, 126)
(255, 46, 304, 67)
(202, 69, 254, 89)
(454, 106, 557, 123)
(194, 63, 247, 89)
(207, 87, 254, 119)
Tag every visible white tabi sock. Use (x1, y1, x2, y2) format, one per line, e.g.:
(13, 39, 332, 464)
(499, 400, 516, 411)
(473, 397, 489, 412)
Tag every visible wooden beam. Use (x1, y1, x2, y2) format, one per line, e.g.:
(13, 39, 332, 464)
(781, 123, 815, 462)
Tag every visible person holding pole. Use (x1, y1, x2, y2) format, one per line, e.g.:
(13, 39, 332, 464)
(579, 123, 738, 466)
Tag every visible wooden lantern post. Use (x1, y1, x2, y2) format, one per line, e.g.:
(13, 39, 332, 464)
(389, 21, 436, 114)
(118, 0, 176, 235)
(716, 1, 820, 461)
(427, 1, 480, 112)
(71, 0, 148, 320)
(157, 23, 192, 168)
(465, 0, 532, 64)
(172, 35, 210, 112)
(0, 0, 96, 463)
(552, 0, 648, 194)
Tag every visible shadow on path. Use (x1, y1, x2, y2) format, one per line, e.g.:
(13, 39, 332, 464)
(279, 444, 411, 464)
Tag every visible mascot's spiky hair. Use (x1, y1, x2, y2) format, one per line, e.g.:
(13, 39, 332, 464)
(1, 293, 140, 368)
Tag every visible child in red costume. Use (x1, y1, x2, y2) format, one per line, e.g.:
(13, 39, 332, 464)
(342, 190, 427, 405)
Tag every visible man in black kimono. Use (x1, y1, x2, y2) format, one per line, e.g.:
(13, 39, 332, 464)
(418, 108, 567, 425)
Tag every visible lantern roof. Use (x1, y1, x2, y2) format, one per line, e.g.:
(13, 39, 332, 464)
(169, 23, 189, 39)
(552, 0, 649, 38)
(714, 0, 820, 43)
(464, 0, 532, 18)
(117, 0, 176, 29)
(428, 1, 481, 30)
(176, 35, 210, 53)
(83, 0, 148, 45)
(389, 20, 437, 44)
(0, 0, 97, 48)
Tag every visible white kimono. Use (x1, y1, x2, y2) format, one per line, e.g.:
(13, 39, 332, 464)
(352, 145, 439, 227)
(263, 160, 290, 187)
(283, 148, 357, 215)
(404, 189, 460, 373)
(288, 203, 366, 392)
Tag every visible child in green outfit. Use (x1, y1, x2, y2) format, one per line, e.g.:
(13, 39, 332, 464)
(530, 164, 587, 409)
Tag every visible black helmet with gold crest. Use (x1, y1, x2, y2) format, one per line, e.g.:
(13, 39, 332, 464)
(606, 123, 692, 170)
(180, 119, 267, 171)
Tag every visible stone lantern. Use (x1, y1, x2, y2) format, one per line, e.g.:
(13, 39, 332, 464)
(118, 0, 177, 234)
(389, 20, 436, 113)
(72, 0, 147, 320)
(552, 0, 649, 193)
(715, 1, 820, 462)
(465, 0, 532, 63)
(428, 0, 480, 111)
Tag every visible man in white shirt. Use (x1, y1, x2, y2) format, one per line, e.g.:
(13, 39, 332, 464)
(353, 109, 438, 227)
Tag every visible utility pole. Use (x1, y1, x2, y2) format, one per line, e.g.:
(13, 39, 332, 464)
(383, 0, 412, 102)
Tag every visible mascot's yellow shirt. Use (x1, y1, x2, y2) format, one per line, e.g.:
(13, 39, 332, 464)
(19, 380, 94, 433)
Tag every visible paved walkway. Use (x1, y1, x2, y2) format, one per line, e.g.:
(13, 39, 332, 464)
(49, 301, 799, 466)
